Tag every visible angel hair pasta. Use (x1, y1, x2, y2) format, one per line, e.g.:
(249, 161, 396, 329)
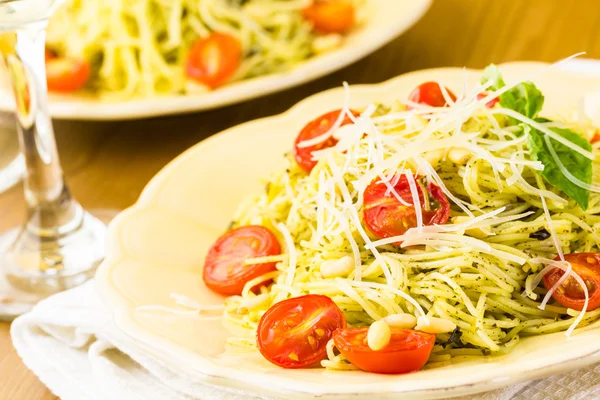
(212, 64, 600, 371)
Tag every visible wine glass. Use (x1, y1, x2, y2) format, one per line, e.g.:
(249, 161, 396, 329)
(0, 112, 23, 194)
(0, 0, 109, 319)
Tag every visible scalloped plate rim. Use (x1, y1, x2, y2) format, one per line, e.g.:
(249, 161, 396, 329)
(96, 59, 600, 399)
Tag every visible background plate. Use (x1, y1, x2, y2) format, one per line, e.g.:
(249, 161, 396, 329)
(0, 0, 431, 120)
(96, 61, 600, 399)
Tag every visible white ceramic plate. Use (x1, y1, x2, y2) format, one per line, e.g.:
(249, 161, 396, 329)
(96, 61, 600, 399)
(0, 0, 431, 121)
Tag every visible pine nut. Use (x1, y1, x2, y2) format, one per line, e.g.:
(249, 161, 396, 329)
(240, 294, 270, 310)
(367, 320, 391, 351)
(185, 80, 210, 94)
(422, 148, 445, 168)
(416, 316, 456, 334)
(447, 147, 471, 165)
(355, 3, 369, 25)
(313, 33, 343, 54)
(320, 256, 354, 278)
(383, 313, 417, 329)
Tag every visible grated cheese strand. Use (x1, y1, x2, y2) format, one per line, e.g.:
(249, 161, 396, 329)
(296, 82, 353, 149)
(277, 223, 298, 287)
(405, 170, 424, 233)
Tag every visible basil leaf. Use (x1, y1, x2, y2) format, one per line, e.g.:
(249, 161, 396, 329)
(500, 82, 544, 120)
(480, 65, 591, 208)
(480, 64, 544, 120)
(525, 125, 592, 210)
(481, 64, 505, 91)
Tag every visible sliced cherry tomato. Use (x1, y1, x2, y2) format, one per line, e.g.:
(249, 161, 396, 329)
(333, 327, 435, 374)
(293, 109, 359, 173)
(303, 1, 355, 34)
(591, 130, 600, 144)
(203, 225, 281, 296)
(186, 32, 241, 89)
(363, 175, 450, 241)
(46, 57, 90, 92)
(257, 294, 346, 368)
(476, 92, 499, 107)
(543, 253, 600, 311)
(408, 82, 457, 107)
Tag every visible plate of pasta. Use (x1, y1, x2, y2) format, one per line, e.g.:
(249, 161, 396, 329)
(97, 60, 600, 399)
(0, 0, 431, 120)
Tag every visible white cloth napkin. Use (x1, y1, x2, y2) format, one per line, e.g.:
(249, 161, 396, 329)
(0, 267, 40, 320)
(9, 281, 600, 400)
(10, 281, 271, 400)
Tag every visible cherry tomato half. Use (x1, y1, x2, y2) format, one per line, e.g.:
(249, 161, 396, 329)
(46, 57, 90, 92)
(257, 294, 346, 368)
(363, 175, 450, 241)
(203, 225, 281, 296)
(476, 92, 499, 108)
(333, 327, 435, 374)
(543, 253, 600, 311)
(293, 109, 359, 173)
(186, 32, 241, 89)
(303, 1, 355, 34)
(408, 82, 457, 107)
(591, 130, 600, 144)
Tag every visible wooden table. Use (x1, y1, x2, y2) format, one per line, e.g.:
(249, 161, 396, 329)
(2, 0, 600, 398)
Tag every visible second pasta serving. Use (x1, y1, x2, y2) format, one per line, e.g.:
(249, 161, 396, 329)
(44, 0, 363, 98)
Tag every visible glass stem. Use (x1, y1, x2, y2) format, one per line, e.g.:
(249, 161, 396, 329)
(2, 23, 81, 238)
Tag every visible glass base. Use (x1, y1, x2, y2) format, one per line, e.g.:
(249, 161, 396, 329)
(0, 208, 118, 320)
